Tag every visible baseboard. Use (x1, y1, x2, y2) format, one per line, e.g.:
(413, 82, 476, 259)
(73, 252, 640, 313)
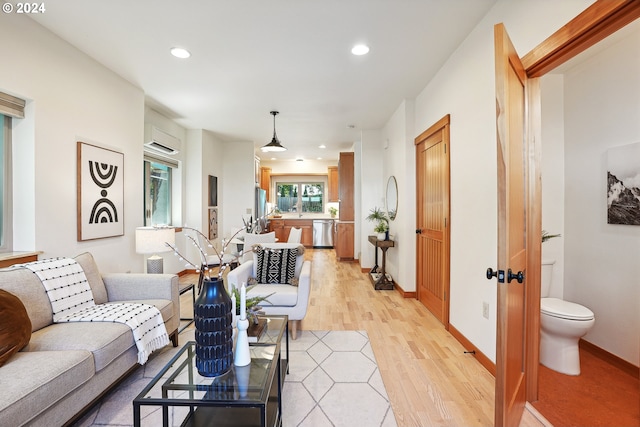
(393, 282, 416, 298)
(579, 339, 639, 378)
(448, 324, 496, 376)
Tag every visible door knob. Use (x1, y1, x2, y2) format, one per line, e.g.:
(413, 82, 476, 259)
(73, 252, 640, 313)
(416, 229, 422, 234)
(507, 269, 524, 283)
(486, 268, 505, 283)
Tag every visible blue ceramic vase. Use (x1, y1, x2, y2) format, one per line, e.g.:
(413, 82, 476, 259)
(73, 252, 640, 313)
(194, 277, 233, 377)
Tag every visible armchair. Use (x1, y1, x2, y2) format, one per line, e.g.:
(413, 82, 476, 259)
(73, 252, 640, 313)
(239, 231, 276, 263)
(226, 243, 311, 339)
(287, 227, 302, 243)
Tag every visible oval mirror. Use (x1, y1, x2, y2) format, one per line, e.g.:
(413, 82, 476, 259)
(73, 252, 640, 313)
(386, 176, 398, 221)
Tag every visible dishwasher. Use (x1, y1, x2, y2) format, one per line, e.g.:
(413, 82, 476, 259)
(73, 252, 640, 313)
(312, 219, 334, 248)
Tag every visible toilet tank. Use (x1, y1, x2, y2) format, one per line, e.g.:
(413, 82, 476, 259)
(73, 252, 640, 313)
(541, 259, 555, 297)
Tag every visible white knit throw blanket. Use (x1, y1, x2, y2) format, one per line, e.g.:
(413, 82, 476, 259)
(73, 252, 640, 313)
(23, 257, 169, 364)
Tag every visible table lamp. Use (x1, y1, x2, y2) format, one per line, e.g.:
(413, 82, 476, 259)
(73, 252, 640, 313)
(135, 227, 175, 273)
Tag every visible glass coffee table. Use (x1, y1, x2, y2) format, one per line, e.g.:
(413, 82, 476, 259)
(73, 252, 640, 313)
(133, 315, 288, 427)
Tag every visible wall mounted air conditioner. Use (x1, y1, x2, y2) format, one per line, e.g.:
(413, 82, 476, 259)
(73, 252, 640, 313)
(144, 125, 181, 155)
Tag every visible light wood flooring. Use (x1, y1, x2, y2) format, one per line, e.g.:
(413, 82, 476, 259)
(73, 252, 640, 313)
(180, 248, 547, 427)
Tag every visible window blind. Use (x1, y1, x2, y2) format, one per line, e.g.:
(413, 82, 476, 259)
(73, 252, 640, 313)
(144, 150, 179, 169)
(0, 92, 25, 119)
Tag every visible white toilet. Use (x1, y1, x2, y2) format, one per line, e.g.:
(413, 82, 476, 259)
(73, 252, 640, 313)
(540, 260, 595, 375)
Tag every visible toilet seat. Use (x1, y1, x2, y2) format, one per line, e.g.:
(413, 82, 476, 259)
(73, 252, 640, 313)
(541, 297, 594, 321)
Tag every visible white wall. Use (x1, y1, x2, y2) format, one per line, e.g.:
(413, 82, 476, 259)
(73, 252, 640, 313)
(394, 0, 594, 361)
(562, 25, 640, 365)
(378, 100, 415, 290)
(260, 158, 336, 174)
(221, 141, 256, 238)
(3, 13, 146, 273)
(540, 75, 566, 298)
(359, 130, 384, 266)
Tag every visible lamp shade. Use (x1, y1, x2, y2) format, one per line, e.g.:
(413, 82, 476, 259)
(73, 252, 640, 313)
(135, 227, 175, 254)
(261, 111, 287, 152)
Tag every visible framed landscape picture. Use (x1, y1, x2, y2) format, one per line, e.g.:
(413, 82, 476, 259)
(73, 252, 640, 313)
(607, 142, 640, 225)
(77, 141, 124, 240)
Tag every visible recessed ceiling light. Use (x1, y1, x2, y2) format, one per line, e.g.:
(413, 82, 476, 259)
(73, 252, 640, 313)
(317, 157, 323, 160)
(170, 47, 191, 59)
(271, 157, 276, 160)
(319, 144, 326, 149)
(351, 44, 370, 56)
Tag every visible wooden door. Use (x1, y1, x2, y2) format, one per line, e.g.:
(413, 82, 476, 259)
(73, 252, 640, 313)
(415, 115, 450, 326)
(494, 23, 528, 427)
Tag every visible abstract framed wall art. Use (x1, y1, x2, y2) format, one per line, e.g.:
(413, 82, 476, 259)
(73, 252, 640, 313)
(208, 207, 218, 240)
(77, 141, 124, 240)
(208, 175, 218, 207)
(607, 141, 640, 225)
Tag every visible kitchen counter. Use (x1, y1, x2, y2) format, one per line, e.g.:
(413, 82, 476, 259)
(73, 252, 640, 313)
(270, 213, 335, 220)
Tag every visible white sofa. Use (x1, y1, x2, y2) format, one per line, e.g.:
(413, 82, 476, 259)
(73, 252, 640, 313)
(0, 252, 179, 426)
(226, 243, 311, 339)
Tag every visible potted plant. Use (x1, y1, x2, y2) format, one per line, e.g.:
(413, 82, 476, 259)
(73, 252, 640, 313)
(374, 221, 389, 241)
(366, 206, 389, 240)
(230, 284, 274, 325)
(328, 206, 338, 218)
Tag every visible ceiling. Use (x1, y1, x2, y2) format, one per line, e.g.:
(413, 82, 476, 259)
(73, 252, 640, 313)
(29, 0, 496, 162)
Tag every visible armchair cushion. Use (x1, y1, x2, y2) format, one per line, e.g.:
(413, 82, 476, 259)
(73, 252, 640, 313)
(255, 245, 299, 285)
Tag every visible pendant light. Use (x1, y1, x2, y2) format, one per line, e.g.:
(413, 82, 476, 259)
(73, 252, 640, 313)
(261, 111, 287, 152)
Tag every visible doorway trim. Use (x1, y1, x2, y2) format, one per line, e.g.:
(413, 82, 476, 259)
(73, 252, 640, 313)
(515, 0, 640, 403)
(415, 114, 451, 328)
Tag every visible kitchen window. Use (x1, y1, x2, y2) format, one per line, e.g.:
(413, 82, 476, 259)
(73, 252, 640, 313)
(275, 182, 324, 213)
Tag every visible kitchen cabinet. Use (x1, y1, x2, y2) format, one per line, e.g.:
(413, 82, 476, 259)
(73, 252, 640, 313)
(268, 219, 286, 242)
(260, 167, 271, 200)
(268, 219, 313, 247)
(327, 166, 339, 202)
(338, 153, 354, 221)
(335, 222, 354, 261)
(335, 152, 354, 261)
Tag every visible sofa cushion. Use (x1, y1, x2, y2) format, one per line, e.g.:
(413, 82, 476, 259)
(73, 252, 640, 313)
(254, 245, 299, 284)
(0, 266, 53, 332)
(0, 290, 32, 367)
(74, 252, 108, 304)
(24, 321, 133, 372)
(247, 283, 299, 307)
(0, 350, 93, 426)
(22, 298, 172, 371)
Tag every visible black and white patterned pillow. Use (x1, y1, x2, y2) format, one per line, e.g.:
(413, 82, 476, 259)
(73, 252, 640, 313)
(255, 246, 298, 284)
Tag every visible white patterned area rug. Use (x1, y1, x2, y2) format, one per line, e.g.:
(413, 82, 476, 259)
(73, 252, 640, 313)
(284, 330, 397, 427)
(71, 330, 397, 427)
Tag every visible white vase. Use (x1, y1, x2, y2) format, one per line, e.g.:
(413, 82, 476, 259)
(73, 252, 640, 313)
(377, 232, 386, 241)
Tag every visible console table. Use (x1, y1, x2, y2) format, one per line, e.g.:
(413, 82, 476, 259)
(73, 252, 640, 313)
(367, 235, 394, 290)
